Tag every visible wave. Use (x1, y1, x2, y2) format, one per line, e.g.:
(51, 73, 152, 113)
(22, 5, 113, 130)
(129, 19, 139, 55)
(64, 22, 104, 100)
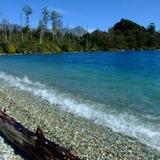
(0, 71, 160, 151)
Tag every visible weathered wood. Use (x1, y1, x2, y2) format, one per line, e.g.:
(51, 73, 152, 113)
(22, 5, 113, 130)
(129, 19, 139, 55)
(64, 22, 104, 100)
(0, 110, 80, 160)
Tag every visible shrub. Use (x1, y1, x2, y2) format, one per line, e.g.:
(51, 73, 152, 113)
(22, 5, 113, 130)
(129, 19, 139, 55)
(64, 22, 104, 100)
(2, 43, 16, 53)
(0, 45, 3, 53)
(8, 44, 16, 53)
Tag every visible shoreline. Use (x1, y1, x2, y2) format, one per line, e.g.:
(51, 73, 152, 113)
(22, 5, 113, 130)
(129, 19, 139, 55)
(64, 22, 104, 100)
(0, 49, 160, 56)
(0, 85, 160, 159)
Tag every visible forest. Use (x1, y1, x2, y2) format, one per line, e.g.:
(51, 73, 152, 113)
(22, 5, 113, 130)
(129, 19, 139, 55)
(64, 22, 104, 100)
(0, 5, 160, 54)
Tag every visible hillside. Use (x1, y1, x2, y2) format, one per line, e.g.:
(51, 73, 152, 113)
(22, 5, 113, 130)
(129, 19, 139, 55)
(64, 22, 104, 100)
(0, 19, 160, 53)
(62, 26, 88, 36)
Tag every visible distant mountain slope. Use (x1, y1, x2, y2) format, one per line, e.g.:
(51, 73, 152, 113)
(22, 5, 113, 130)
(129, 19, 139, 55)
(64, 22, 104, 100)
(0, 23, 22, 31)
(111, 19, 147, 33)
(62, 26, 88, 36)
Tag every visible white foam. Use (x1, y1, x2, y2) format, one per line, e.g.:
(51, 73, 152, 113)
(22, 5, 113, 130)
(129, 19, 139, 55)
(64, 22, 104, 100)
(0, 71, 160, 151)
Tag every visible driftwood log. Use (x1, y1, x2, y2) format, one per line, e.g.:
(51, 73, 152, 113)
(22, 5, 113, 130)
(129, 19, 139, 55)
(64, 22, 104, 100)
(0, 110, 80, 160)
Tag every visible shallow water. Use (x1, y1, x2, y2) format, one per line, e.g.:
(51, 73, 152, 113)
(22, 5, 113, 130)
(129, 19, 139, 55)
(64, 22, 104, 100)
(0, 51, 160, 150)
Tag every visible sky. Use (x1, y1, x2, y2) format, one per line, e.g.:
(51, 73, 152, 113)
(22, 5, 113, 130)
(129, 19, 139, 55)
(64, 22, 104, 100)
(0, 0, 160, 31)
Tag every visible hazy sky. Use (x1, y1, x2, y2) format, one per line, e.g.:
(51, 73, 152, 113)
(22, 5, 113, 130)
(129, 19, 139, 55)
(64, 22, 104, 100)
(0, 0, 160, 31)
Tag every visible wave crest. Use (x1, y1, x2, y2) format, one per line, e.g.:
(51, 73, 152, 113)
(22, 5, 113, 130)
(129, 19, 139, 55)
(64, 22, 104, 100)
(0, 71, 160, 150)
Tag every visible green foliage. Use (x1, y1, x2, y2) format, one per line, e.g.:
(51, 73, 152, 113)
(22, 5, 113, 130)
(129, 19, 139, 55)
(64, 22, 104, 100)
(8, 44, 16, 53)
(61, 44, 74, 52)
(2, 43, 16, 53)
(22, 5, 33, 27)
(0, 45, 3, 53)
(148, 23, 156, 33)
(50, 10, 63, 33)
(0, 18, 160, 54)
(52, 45, 61, 52)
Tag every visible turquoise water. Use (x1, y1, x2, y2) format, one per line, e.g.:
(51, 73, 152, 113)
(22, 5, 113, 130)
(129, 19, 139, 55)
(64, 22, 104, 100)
(0, 51, 160, 150)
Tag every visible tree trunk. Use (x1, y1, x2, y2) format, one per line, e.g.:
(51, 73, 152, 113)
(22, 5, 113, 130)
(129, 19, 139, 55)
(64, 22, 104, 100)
(0, 110, 80, 160)
(39, 28, 43, 45)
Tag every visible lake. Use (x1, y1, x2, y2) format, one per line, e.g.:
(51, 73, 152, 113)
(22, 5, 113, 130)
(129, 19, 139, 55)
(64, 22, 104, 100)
(0, 51, 160, 150)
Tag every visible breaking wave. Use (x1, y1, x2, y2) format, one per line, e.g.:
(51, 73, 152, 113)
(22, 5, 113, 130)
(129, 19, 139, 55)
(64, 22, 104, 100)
(0, 71, 160, 151)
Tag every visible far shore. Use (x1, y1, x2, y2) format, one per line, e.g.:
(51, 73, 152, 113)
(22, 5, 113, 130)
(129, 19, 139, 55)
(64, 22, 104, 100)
(0, 49, 160, 56)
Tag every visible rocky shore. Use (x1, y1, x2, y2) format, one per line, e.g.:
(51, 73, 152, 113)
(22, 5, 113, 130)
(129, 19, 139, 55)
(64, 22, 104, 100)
(0, 85, 160, 160)
(0, 135, 24, 160)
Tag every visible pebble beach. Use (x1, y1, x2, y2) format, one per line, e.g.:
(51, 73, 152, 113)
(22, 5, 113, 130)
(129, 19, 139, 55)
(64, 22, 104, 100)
(0, 84, 160, 160)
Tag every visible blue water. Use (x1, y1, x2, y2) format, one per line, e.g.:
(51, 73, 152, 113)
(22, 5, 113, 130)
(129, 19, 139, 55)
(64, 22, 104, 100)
(0, 51, 160, 150)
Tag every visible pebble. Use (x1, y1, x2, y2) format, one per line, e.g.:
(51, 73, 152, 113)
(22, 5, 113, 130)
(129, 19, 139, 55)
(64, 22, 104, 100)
(0, 84, 160, 160)
(0, 136, 23, 160)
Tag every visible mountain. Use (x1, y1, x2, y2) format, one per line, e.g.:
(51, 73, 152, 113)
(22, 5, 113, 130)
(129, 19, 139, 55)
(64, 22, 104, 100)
(111, 19, 147, 33)
(0, 23, 22, 32)
(62, 26, 88, 36)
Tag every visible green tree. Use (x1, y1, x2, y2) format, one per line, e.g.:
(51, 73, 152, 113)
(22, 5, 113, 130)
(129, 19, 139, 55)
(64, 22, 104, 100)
(22, 5, 32, 28)
(38, 19, 45, 44)
(39, 7, 49, 44)
(50, 10, 63, 39)
(1, 18, 8, 43)
(147, 23, 156, 33)
(41, 7, 49, 30)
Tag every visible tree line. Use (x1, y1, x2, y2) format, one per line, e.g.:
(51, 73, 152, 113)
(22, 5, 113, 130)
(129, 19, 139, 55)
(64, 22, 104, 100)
(0, 5, 160, 54)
